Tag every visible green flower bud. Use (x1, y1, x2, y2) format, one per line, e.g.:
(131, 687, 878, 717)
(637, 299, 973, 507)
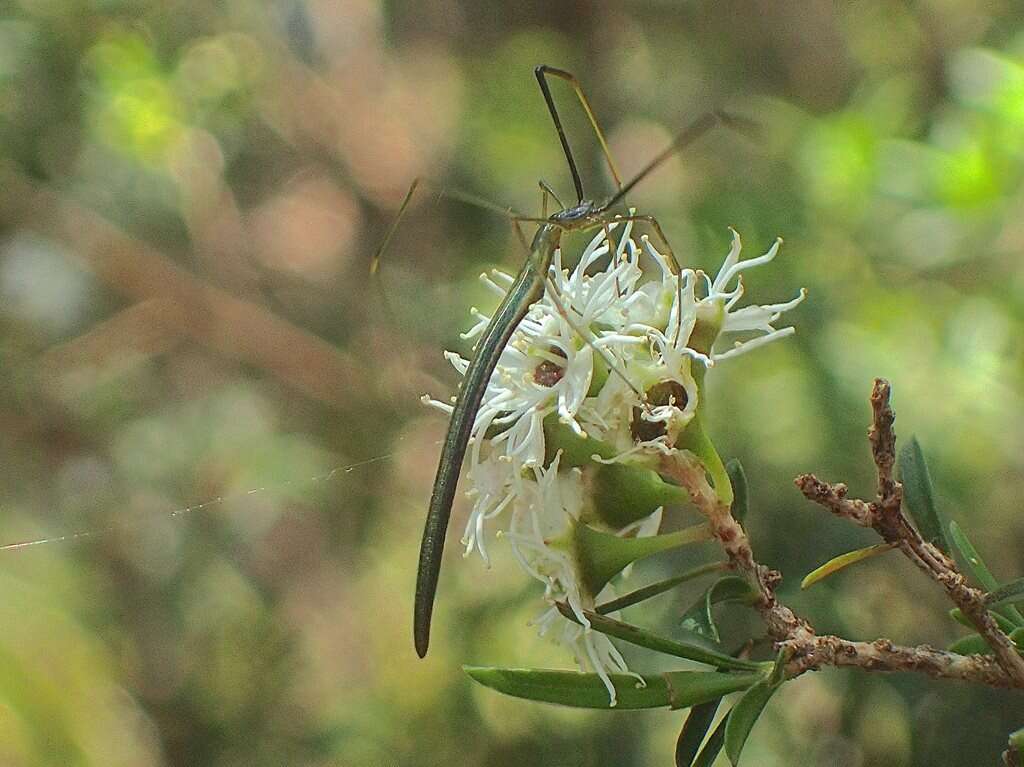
(542, 411, 689, 527)
(689, 300, 725, 357)
(583, 462, 688, 528)
(550, 519, 712, 600)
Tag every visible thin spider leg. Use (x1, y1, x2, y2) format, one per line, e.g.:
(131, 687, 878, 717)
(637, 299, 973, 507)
(512, 214, 563, 225)
(601, 221, 623, 297)
(511, 220, 645, 404)
(513, 218, 531, 253)
(541, 273, 645, 402)
(603, 110, 758, 211)
(594, 110, 759, 344)
(538, 179, 563, 214)
(611, 213, 688, 346)
(536, 65, 624, 190)
(370, 178, 420, 277)
(367, 180, 424, 330)
(535, 65, 585, 202)
(371, 177, 533, 277)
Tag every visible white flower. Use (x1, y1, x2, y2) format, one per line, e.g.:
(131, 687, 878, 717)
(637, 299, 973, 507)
(501, 454, 645, 706)
(423, 222, 805, 701)
(650, 227, 808, 362)
(532, 605, 637, 707)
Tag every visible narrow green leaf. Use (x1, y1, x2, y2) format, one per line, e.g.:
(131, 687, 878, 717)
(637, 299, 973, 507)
(464, 667, 765, 711)
(949, 520, 998, 589)
(986, 577, 1024, 610)
(801, 543, 896, 589)
(767, 646, 789, 685)
(725, 459, 749, 523)
(724, 647, 787, 765)
(947, 633, 993, 655)
(897, 437, 949, 552)
(949, 521, 1024, 626)
(693, 710, 729, 767)
(463, 667, 670, 709)
(676, 699, 721, 767)
(572, 520, 711, 598)
(681, 576, 761, 643)
(949, 608, 1017, 634)
(947, 625, 1024, 655)
(724, 678, 780, 765)
(557, 603, 764, 672)
(676, 646, 758, 766)
(597, 563, 727, 615)
(663, 671, 766, 710)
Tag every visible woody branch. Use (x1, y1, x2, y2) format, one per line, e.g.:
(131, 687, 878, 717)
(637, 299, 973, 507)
(664, 378, 1024, 690)
(795, 379, 1024, 687)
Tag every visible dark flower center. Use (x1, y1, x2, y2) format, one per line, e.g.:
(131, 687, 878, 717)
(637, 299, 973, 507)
(533, 346, 568, 387)
(631, 380, 688, 442)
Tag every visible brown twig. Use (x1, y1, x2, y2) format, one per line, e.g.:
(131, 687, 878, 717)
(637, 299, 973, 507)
(657, 379, 1024, 695)
(658, 450, 813, 645)
(784, 635, 1017, 689)
(868, 379, 900, 506)
(796, 379, 1024, 687)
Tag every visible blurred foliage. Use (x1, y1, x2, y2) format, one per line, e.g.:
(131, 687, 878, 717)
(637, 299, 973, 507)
(1, 1, 1023, 765)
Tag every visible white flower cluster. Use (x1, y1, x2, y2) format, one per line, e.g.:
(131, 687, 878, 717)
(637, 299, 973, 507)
(424, 221, 804, 703)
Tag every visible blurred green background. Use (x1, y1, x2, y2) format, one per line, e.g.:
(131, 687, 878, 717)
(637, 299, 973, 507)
(1, 1, 1023, 765)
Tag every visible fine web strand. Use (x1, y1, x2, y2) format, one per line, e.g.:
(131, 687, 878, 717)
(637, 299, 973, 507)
(0, 450, 400, 552)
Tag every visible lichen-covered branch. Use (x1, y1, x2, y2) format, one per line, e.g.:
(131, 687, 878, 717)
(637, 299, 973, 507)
(785, 635, 1017, 689)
